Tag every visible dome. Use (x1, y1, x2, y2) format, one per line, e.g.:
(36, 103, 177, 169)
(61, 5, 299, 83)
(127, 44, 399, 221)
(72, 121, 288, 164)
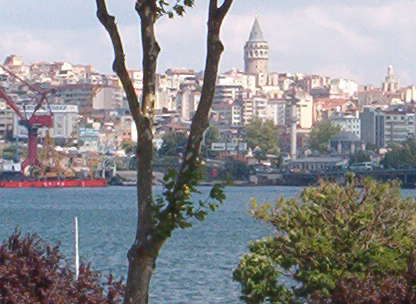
(331, 131, 361, 142)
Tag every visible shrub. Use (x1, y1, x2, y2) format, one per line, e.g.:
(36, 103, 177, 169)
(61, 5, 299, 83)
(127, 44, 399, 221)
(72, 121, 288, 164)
(233, 177, 416, 303)
(0, 230, 124, 304)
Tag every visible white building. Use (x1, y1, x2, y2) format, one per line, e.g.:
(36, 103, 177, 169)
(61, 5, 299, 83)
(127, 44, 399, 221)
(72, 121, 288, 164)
(331, 112, 361, 138)
(13, 105, 79, 140)
(266, 99, 286, 126)
(92, 86, 123, 110)
(383, 109, 415, 144)
(176, 84, 200, 121)
(329, 78, 358, 98)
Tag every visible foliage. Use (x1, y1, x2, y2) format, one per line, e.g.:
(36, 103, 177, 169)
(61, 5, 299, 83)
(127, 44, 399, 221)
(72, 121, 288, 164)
(244, 118, 280, 158)
(0, 230, 124, 304)
(310, 265, 416, 304)
(97, 0, 233, 302)
(2, 144, 20, 161)
(159, 131, 188, 157)
(121, 140, 136, 155)
(152, 168, 225, 237)
(381, 139, 416, 169)
(233, 177, 416, 303)
(309, 121, 341, 154)
(203, 126, 220, 157)
(154, 0, 195, 18)
(349, 150, 371, 165)
(220, 158, 250, 181)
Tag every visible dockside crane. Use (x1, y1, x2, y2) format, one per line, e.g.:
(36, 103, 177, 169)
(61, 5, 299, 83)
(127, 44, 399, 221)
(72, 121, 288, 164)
(0, 64, 54, 173)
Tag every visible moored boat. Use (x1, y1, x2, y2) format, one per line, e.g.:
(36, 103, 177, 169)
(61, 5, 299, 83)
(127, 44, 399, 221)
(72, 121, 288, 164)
(0, 178, 107, 188)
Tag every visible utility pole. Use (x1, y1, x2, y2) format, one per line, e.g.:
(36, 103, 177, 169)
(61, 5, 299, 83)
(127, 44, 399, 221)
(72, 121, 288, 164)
(287, 91, 300, 160)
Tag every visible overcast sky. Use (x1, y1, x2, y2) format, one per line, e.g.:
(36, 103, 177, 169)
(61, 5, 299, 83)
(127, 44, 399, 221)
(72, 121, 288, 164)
(1, 0, 415, 86)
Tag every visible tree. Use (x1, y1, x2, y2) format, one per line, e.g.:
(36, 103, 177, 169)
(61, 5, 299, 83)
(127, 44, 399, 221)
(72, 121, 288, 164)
(310, 265, 416, 304)
(202, 125, 220, 157)
(95, 1, 233, 303)
(0, 230, 124, 303)
(382, 139, 416, 169)
(121, 140, 137, 155)
(348, 150, 371, 165)
(244, 118, 280, 159)
(158, 131, 187, 157)
(233, 177, 416, 303)
(220, 157, 250, 181)
(309, 121, 341, 154)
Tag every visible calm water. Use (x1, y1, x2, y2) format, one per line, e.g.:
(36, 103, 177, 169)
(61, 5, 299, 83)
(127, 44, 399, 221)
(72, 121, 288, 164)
(1, 186, 415, 303)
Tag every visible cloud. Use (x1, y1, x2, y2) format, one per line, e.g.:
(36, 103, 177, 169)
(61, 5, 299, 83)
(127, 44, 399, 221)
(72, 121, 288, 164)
(1, 0, 415, 85)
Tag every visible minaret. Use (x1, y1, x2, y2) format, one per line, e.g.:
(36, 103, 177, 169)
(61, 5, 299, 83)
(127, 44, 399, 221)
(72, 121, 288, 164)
(382, 65, 400, 93)
(244, 18, 269, 75)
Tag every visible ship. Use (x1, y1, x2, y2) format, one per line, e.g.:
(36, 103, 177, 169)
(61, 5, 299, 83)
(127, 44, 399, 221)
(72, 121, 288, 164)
(0, 65, 107, 188)
(0, 164, 107, 189)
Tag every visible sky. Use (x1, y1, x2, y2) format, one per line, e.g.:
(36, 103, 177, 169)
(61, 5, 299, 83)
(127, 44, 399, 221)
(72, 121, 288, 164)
(1, 0, 415, 86)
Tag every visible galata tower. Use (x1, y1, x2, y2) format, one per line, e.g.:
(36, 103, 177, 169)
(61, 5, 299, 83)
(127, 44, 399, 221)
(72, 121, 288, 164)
(244, 18, 269, 75)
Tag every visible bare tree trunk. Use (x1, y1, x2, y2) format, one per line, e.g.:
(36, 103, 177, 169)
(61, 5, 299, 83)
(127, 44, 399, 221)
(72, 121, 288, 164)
(96, 0, 233, 303)
(123, 2, 162, 304)
(175, 0, 233, 194)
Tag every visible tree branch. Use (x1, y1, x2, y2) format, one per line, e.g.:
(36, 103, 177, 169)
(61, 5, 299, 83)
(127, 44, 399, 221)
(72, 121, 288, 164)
(135, 0, 160, 116)
(218, 0, 233, 20)
(169, 0, 234, 208)
(96, 0, 141, 122)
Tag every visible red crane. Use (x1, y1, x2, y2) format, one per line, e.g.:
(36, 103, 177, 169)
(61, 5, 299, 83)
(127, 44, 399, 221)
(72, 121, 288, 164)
(0, 64, 54, 173)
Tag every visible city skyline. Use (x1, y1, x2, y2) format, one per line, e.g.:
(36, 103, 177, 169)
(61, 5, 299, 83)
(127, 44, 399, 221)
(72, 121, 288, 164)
(1, 0, 416, 85)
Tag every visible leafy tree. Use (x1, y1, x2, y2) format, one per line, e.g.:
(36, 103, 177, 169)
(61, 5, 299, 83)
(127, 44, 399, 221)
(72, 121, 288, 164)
(202, 126, 220, 157)
(349, 150, 371, 165)
(205, 126, 220, 146)
(0, 230, 124, 303)
(382, 139, 416, 169)
(121, 140, 137, 155)
(158, 131, 187, 157)
(310, 265, 416, 304)
(244, 118, 280, 158)
(309, 121, 341, 154)
(233, 177, 416, 304)
(220, 158, 250, 181)
(96, 1, 233, 303)
(1, 143, 24, 161)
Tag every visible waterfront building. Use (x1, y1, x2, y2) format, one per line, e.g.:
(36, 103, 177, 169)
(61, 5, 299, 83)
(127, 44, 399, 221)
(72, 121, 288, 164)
(330, 131, 365, 155)
(266, 99, 286, 126)
(383, 109, 415, 144)
(0, 109, 13, 141)
(331, 111, 361, 138)
(176, 83, 200, 121)
(360, 107, 385, 148)
(12, 105, 79, 142)
(287, 156, 348, 172)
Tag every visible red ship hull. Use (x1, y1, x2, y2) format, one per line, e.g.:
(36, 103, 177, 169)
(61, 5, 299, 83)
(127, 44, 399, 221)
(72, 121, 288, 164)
(0, 179, 107, 188)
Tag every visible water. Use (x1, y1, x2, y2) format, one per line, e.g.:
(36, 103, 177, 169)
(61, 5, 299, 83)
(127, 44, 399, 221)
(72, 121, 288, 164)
(1, 186, 415, 303)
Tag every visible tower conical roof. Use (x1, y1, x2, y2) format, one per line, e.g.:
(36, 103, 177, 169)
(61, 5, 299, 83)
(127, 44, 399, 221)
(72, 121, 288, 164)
(248, 18, 265, 42)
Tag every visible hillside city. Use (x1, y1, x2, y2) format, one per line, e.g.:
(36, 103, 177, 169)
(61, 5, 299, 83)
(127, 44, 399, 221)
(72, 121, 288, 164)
(1, 18, 415, 184)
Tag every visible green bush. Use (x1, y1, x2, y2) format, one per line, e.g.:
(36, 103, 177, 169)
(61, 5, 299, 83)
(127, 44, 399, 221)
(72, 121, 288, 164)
(234, 177, 416, 303)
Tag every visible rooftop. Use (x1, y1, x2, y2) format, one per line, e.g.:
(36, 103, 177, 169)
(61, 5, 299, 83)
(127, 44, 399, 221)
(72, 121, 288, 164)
(248, 18, 265, 42)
